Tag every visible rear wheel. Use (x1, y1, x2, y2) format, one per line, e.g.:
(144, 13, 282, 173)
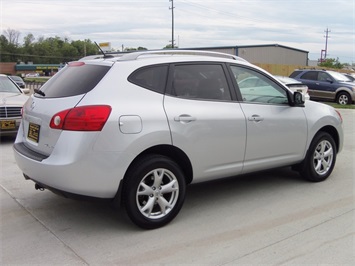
(300, 132, 337, 182)
(123, 155, 186, 229)
(336, 92, 351, 105)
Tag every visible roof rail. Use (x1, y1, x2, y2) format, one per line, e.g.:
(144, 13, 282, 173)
(79, 53, 123, 61)
(117, 49, 247, 62)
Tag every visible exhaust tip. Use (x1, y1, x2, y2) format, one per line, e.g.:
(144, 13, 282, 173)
(35, 183, 45, 191)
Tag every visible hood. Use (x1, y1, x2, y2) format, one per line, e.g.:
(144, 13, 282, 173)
(339, 81, 355, 86)
(0, 92, 29, 106)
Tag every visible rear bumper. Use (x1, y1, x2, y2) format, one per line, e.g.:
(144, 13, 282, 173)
(13, 141, 131, 199)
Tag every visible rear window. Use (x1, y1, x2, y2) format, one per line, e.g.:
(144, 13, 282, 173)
(38, 63, 110, 98)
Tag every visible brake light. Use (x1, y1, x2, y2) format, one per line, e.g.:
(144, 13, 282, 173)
(50, 105, 112, 131)
(68, 61, 85, 67)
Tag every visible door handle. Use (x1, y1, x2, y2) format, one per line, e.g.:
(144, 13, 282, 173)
(248, 115, 264, 122)
(174, 115, 196, 123)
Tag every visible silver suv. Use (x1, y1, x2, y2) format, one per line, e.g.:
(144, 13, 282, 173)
(14, 50, 343, 229)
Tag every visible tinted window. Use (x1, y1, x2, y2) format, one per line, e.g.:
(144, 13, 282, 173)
(171, 64, 231, 100)
(301, 71, 317, 80)
(230, 65, 288, 105)
(128, 65, 168, 94)
(289, 71, 302, 78)
(38, 63, 110, 98)
(318, 72, 331, 81)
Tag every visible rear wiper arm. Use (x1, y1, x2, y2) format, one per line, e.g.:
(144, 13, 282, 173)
(34, 88, 45, 97)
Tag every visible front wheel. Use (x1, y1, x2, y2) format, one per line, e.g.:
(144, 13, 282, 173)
(123, 155, 186, 229)
(300, 132, 337, 182)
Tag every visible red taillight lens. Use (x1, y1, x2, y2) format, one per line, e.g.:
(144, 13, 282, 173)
(50, 105, 111, 131)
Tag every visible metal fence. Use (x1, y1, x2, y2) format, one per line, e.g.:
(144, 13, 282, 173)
(25, 82, 44, 94)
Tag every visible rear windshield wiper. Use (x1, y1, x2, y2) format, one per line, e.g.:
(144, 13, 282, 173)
(34, 88, 45, 97)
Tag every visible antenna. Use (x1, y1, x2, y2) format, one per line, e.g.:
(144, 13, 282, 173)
(95, 42, 106, 56)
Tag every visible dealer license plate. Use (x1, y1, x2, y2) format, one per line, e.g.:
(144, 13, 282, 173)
(28, 123, 40, 143)
(0, 120, 16, 130)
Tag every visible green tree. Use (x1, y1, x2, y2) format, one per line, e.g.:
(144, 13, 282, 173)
(319, 58, 344, 69)
(163, 44, 178, 49)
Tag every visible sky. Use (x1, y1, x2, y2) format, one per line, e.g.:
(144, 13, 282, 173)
(1, 0, 354, 64)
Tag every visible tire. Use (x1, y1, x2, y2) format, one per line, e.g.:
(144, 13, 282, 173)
(123, 155, 186, 229)
(300, 132, 337, 182)
(336, 92, 351, 105)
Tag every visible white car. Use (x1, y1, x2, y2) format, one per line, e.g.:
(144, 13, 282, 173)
(274, 75, 310, 100)
(0, 74, 29, 136)
(25, 73, 39, 77)
(13, 50, 343, 229)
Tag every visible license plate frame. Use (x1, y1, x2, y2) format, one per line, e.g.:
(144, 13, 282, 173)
(0, 120, 16, 130)
(28, 123, 40, 143)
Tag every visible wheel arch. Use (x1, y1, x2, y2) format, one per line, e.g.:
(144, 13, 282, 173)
(136, 144, 193, 184)
(113, 144, 192, 208)
(335, 88, 353, 103)
(314, 125, 340, 153)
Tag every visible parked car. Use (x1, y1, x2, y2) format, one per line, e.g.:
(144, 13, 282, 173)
(10, 75, 26, 88)
(238, 75, 310, 101)
(25, 72, 39, 77)
(0, 74, 29, 136)
(343, 73, 355, 82)
(274, 75, 310, 100)
(290, 69, 355, 105)
(13, 50, 343, 229)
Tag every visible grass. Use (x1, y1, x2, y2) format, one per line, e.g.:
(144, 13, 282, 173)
(323, 102, 355, 109)
(24, 77, 50, 83)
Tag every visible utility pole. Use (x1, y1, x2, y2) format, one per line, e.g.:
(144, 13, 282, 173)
(324, 28, 331, 59)
(169, 0, 175, 48)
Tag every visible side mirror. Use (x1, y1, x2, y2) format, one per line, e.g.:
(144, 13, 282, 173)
(293, 91, 305, 106)
(326, 78, 333, 83)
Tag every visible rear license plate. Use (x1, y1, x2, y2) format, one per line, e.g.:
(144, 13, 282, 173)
(0, 120, 16, 130)
(28, 123, 40, 143)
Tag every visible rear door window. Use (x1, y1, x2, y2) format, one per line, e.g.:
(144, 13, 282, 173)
(168, 64, 232, 101)
(301, 71, 318, 80)
(38, 62, 111, 98)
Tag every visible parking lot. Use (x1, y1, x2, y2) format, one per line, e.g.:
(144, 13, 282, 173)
(1, 109, 354, 265)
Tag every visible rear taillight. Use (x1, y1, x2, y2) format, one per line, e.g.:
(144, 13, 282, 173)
(50, 105, 112, 131)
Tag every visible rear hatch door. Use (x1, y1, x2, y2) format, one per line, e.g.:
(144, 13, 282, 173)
(21, 61, 112, 156)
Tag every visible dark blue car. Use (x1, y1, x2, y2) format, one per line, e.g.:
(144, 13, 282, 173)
(290, 69, 355, 105)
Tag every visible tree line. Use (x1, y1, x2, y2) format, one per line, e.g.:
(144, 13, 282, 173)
(0, 28, 154, 64)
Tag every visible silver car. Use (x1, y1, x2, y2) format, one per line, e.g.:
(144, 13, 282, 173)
(0, 74, 29, 136)
(13, 50, 343, 229)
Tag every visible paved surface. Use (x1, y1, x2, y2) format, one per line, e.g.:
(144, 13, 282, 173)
(1, 109, 354, 265)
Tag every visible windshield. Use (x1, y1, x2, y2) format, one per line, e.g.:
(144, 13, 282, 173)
(328, 71, 351, 82)
(0, 76, 22, 93)
(10, 76, 22, 82)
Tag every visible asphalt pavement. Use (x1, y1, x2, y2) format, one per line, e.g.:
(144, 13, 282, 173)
(1, 109, 354, 265)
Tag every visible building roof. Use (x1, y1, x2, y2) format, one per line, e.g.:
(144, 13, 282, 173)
(184, 44, 309, 54)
